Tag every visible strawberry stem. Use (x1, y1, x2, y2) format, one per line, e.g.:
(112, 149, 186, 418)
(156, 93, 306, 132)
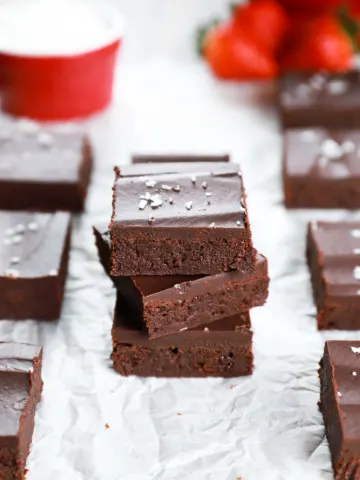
(338, 5, 359, 52)
(196, 19, 220, 57)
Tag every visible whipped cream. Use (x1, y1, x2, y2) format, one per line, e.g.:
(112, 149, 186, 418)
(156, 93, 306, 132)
(0, 0, 122, 56)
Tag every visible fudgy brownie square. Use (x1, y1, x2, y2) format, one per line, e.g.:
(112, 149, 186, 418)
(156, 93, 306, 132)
(111, 299, 253, 378)
(0, 124, 92, 212)
(0, 342, 43, 480)
(278, 70, 360, 129)
(94, 225, 268, 339)
(0, 211, 71, 320)
(307, 221, 360, 329)
(110, 166, 254, 275)
(320, 341, 360, 479)
(283, 128, 360, 209)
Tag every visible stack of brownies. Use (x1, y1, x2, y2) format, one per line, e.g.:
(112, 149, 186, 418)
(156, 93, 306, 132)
(95, 155, 269, 377)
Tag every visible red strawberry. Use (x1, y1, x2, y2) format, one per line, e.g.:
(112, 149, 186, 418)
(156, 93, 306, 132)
(202, 21, 277, 80)
(233, 0, 289, 54)
(280, 15, 354, 72)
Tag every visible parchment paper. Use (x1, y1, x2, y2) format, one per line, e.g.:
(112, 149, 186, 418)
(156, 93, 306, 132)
(1, 1, 359, 478)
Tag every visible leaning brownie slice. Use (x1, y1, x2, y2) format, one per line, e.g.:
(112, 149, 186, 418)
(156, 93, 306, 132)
(307, 221, 360, 329)
(111, 299, 253, 378)
(320, 341, 360, 479)
(110, 166, 254, 275)
(94, 225, 268, 339)
(0, 342, 43, 480)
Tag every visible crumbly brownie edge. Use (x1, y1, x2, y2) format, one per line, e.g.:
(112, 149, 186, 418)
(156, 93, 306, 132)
(319, 345, 360, 479)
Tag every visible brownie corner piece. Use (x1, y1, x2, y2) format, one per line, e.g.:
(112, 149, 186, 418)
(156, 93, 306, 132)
(0, 127, 93, 212)
(110, 167, 254, 275)
(320, 341, 360, 478)
(0, 211, 71, 320)
(0, 342, 43, 480)
(307, 221, 360, 330)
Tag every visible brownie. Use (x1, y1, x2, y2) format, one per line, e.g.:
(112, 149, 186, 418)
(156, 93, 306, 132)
(118, 160, 237, 178)
(0, 342, 43, 480)
(131, 154, 230, 164)
(283, 128, 360, 209)
(0, 125, 92, 212)
(306, 221, 360, 330)
(278, 71, 360, 129)
(110, 166, 254, 275)
(94, 225, 268, 338)
(111, 300, 253, 377)
(0, 211, 71, 320)
(319, 341, 360, 479)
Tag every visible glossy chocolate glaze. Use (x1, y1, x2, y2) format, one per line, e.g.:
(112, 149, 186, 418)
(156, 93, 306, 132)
(285, 129, 360, 179)
(112, 168, 245, 230)
(0, 343, 42, 449)
(278, 71, 360, 128)
(119, 161, 236, 177)
(0, 130, 88, 182)
(0, 211, 70, 279)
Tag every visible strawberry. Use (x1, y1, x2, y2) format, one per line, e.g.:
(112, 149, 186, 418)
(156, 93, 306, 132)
(232, 0, 289, 54)
(280, 14, 354, 72)
(201, 21, 277, 80)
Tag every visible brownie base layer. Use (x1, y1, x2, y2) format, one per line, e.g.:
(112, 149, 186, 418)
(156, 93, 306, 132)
(283, 174, 360, 210)
(0, 225, 71, 320)
(110, 228, 255, 275)
(0, 140, 93, 212)
(0, 347, 43, 480)
(319, 345, 360, 479)
(111, 328, 253, 378)
(306, 226, 360, 330)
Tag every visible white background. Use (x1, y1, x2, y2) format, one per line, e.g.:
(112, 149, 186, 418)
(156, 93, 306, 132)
(2, 1, 360, 479)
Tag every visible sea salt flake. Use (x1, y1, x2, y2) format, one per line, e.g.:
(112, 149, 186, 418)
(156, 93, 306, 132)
(342, 140, 356, 153)
(174, 284, 181, 289)
(10, 256, 20, 265)
(148, 216, 154, 224)
(191, 175, 196, 184)
(326, 79, 348, 95)
(351, 346, 360, 353)
(185, 201, 193, 210)
(205, 192, 212, 197)
(236, 221, 241, 226)
(145, 179, 157, 188)
(138, 199, 148, 210)
(352, 229, 360, 238)
(139, 192, 151, 201)
(161, 184, 172, 191)
(169, 197, 174, 205)
(150, 194, 163, 208)
(173, 185, 181, 192)
(14, 224, 25, 234)
(353, 266, 360, 280)
(204, 327, 209, 332)
(209, 222, 216, 228)
(354, 248, 360, 255)
(28, 222, 38, 232)
(321, 139, 343, 159)
(201, 181, 208, 189)
(179, 327, 188, 332)
(337, 391, 342, 397)
(353, 371, 358, 376)
(12, 235, 23, 245)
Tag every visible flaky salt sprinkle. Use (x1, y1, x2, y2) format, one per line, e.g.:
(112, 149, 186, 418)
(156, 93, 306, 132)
(204, 327, 209, 332)
(145, 179, 157, 188)
(138, 199, 148, 210)
(191, 175, 196, 185)
(337, 391, 342, 397)
(354, 248, 360, 255)
(28, 222, 39, 232)
(10, 256, 20, 265)
(185, 201, 193, 210)
(205, 192, 212, 197)
(353, 371, 358, 377)
(174, 284, 181, 289)
(161, 184, 172, 191)
(351, 346, 360, 354)
(209, 222, 216, 228)
(201, 181, 208, 189)
(148, 216, 154, 225)
(179, 327, 188, 332)
(351, 229, 360, 238)
(353, 266, 360, 280)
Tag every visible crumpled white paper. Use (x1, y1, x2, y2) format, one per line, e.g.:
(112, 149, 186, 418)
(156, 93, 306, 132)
(2, 1, 360, 478)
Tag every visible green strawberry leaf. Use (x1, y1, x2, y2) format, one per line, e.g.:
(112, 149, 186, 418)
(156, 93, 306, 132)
(196, 19, 220, 57)
(338, 5, 359, 52)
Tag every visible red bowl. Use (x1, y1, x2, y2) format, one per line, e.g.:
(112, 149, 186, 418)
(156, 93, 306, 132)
(0, 36, 121, 120)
